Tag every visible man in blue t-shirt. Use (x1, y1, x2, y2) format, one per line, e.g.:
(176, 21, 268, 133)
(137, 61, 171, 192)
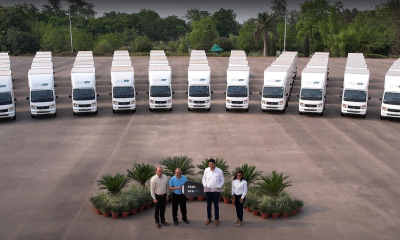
(169, 168, 189, 225)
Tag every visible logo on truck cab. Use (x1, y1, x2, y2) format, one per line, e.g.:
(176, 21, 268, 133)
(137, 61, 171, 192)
(76, 81, 91, 84)
(349, 82, 364, 86)
(0, 85, 6, 88)
(33, 83, 49, 87)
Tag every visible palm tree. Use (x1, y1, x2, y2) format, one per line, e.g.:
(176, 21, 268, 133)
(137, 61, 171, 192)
(196, 158, 231, 179)
(126, 163, 156, 186)
(97, 173, 131, 195)
(160, 156, 195, 177)
(257, 171, 292, 199)
(251, 12, 274, 57)
(232, 164, 262, 185)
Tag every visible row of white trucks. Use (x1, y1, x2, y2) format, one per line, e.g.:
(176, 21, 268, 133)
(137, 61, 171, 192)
(380, 59, 400, 119)
(0, 53, 16, 120)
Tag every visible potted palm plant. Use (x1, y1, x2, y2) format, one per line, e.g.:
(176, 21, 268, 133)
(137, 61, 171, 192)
(126, 163, 156, 186)
(232, 164, 262, 186)
(281, 203, 291, 218)
(97, 173, 131, 195)
(271, 204, 281, 219)
(244, 197, 254, 212)
(128, 198, 139, 215)
(221, 182, 232, 204)
(121, 203, 131, 218)
(101, 205, 110, 217)
(289, 200, 298, 215)
(160, 156, 195, 177)
(259, 203, 272, 219)
(251, 202, 260, 216)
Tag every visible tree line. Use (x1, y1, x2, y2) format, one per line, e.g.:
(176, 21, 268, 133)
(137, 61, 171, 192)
(1, 0, 399, 57)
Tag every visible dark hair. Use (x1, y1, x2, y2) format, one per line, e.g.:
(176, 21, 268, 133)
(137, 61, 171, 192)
(208, 158, 215, 163)
(233, 170, 244, 182)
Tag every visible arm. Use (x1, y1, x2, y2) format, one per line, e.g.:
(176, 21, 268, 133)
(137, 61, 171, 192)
(241, 181, 248, 199)
(231, 180, 234, 196)
(202, 169, 207, 187)
(217, 169, 225, 188)
(166, 177, 170, 196)
(150, 177, 156, 200)
(168, 178, 174, 191)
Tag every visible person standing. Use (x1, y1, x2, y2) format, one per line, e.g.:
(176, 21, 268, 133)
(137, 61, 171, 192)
(169, 168, 190, 225)
(150, 166, 170, 229)
(232, 170, 248, 227)
(202, 158, 224, 226)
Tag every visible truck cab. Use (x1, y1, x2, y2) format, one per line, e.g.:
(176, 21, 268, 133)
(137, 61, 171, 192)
(70, 67, 98, 115)
(298, 68, 327, 116)
(341, 69, 370, 118)
(110, 66, 136, 113)
(0, 70, 16, 120)
(148, 65, 173, 111)
(187, 65, 212, 111)
(261, 66, 291, 113)
(225, 66, 251, 112)
(27, 68, 57, 118)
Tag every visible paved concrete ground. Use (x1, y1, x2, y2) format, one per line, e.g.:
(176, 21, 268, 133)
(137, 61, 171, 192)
(1, 56, 400, 240)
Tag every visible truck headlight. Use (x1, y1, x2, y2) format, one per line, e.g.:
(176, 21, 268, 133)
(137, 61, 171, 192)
(49, 104, 55, 109)
(300, 102, 304, 107)
(317, 103, 322, 107)
(74, 103, 79, 107)
(150, 99, 155, 103)
(167, 99, 172, 103)
(227, 99, 231, 103)
(31, 105, 37, 109)
(189, 99, 193, 103)
(205, 99, 210, 103)
(382, 107, 387, 111)
(278, 101, 284, 105)
(262, 100, 267, 104)
(361, 105, 366, 109)
(8, 107, 14, 111)
(342, 104, 347, 108)
(243, 100, 248, 103)
(130, 100, 135, 104)
(91, 102, 96, 107)
(113, 101, 118, 104)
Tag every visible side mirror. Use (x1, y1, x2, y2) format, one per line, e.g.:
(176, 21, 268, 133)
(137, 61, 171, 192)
(339, 95, 342, 98)
(223, 92, 226, 94)
(13, 87, 15, 89)
(26, 97, 29, 100)
(186, 91, 188, 94)
(109, 93, 111, 96)
(341, 85, 343, 88)
(327, 78, 329, 81)
(56, 96, 59, 99)
(14, 98, 17, 101)
(54, 84, 57, 87)
(324, 95, 326, 98)
(136, 92, 138, 95)
(286, 93, 289, 96)
(172, 91, 175, 94)
(97, 94, 99, 97)
(211, 91, 213, 94)
(12, 79, 15, 82)
(259, 92, 262, 95)
(249, 92, 252, 95)
(69, 95, 72, 98)
(146, 92, 149, 95)
(368, 97, 371, 100)
(379, 97, 382, 101)
(296, 94, 299, 97)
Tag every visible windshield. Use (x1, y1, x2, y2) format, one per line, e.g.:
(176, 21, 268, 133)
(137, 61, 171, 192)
(0, 92, 12, 105)
(383, 92, 400, 105)
(263, 87, 284, 98)
(300, 89, 322, 100)
(113, 86, 134, 98)
(343, 90, 367, 102)
(150, 86, 171, 97)
(189, 86, 210, 97)
(31, 90, 54, 102)
(227, 86, 248, 97)
(73, 88, 95, 100)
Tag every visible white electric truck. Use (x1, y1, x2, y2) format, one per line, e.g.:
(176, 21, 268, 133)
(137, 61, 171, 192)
(0, 70, 16, 120)
(187, 65, 212, 111)
(298, 68, 328, 116)
(69, 67, 98, 115)
(225, 66, 251, 112)
(260, 66, 291, 113)
(379, 70, 400, 119)
(147, 65, 174, 111)
(110, 66, 136, 113)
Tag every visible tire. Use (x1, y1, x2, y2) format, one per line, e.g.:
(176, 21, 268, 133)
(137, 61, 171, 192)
(361, 114, 366, 118)
(149, 107, 153, 112)
(226, 107, 229, 112)
(31, 114, 35, 118)
(299, 111, 303, 115)
(169, 107, 173, 112)
(380, 115, 385, 120)
(132, 109, 136, 113)
(12, 115, 16, 121)
(319, 111, 324, 116)
(341, 112, 344, 117)
(73, 111, 77, 116)
(112, 109, 116, 113)
(188, 107, 192, 111)
(54, 112, 57, 117)
(281, 108, 286, 113)
(94, 110, 98, 115)
(207, 107, 211, 111)
(285, 100, 289, 108)
(262, 109, 265, 112)
(246, 107, 249, 112)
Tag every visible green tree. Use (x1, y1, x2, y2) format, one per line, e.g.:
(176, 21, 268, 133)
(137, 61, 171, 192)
(303, 31, 310, 57)
(229, 34, 238, 49)
(215, 37, 233, 52)
(250, 12, 274, 57)
(189, 17, 219, 50)
(96, 32, 124, 51)
(72, 29, 94, 51)
(6, 29, 40, 54)
(184, 8, 210, 22)
(269, 33, 277, 56)
(132, 35, 154, 52)
(97, 173, 131, 195)
(257, 171, 292, 199)
(212, 8, 239, 37)
(237, 21, 262, 55)
(178, 33, 190, 53)
(160, 156, 195, 177)
(41, 24, 69, 52)
(93, 39, 112, 54)
(126, 163, 156, 186)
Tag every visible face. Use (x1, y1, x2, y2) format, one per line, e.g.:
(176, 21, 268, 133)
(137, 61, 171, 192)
(175, 169, 182, 178)
(236, 173, 242, 179)
(208, 162, 216, 170)
(156, 167, 163, 177)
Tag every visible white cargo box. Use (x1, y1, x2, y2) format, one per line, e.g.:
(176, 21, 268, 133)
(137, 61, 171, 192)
(75, 57, 93, 62)
(74, 61, 94, 68)
(112, 61, 132, 67)
(31, 62, 53, 69)
(189, 60, 209, 66)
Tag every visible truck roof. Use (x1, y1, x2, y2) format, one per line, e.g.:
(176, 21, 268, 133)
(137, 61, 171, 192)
(0, 70, 11, 76)
(149, 65, 171, 71)
(150, 56, 168, 59)
(307, 62, 328, 67)
(229, 60, 248, 66)
(78, 51, 93, 54)
(0, 52, 8, 56)
(150, 50, 165, 53)
(227, 66, 250, 71)
(189, 60, 208, 65)
(111, 66, 134, 72)
(281, 51, 298, 55)
(32, 58, 51, 62)
(31, 62, 53, 68)
(74, 61, 94, 65)
(190, 56, 207, 60)
(302, 67, 328, 74)
(71, 67, 95, 73)
(188, 65, 210, 71)
(389, 65, 400, 71)
(271, 61, 293, 67)
(229, 56, 247, 60)
(112, 61, 132, 66)
(36, 51, 52, 55)
(149, 60, 169, 65)
(344, 68, 370, 75)
(28, 68, 53, 75)
(0, 63, 10, 70)
(313, 52, 330, 56)
(265, 66, 291, 73)
(346, 62, 367, 69)
(386, 70, 400, 77)
(114, 50, 129, 53)
(0, 59, 10, 63)
(75, 57, 93, 62)
(113, 56, 131, 61)
(34, 55, 52, 58)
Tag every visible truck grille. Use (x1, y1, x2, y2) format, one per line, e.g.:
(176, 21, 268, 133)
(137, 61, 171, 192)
(118, 102, 130, 105)
(79, 104, 91, 108)
(232, 101, 243, 104)
(194, 101, 205, 104)
(155, 101, 167, 104)
(0, 109, 8, 113)
(305, 104, 317, 107)
(267, 102, 278, 105)
(388, 108, 400, 112)
(348, 106, 361, 109)
(37, 106, 49, 110)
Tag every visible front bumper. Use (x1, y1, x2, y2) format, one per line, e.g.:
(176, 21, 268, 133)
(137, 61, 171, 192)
(261, 104, 284, 111)
(381, 110, 400, 118)
(341, 108, 366, 115)
(0, 109, 15, 118)
(150, 103, 172, 109)
(31, 108, 56, 115)
(299, 106, 323, 113)
(73, 106, 97, 113)
(188, 102, 211, 109)
(113, 104, 136, 111)
(226, 103, 248, 109)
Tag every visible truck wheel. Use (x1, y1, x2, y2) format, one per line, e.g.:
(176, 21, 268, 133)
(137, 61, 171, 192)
(285, 101, 289, 107)
(380, 115, 385, 120)
(73, 112, 77, 116)
(132, 109, 136, 113)
(262, 109, 265, 112)
(169, 107, 173, 112)
(226, 107, 229, 112)
(246, 107, 249, 112)
(341, 112, 344, 117)
(361, 114, 366, 118)
(12, 115, 16, 121)
(207, 107, 211, 111)
(299, 111, 303, 115)
(149, 107, 153, 112)
(188, 107, 192, 111)
(319, 111, 324, 116)
(94, 110, 98, 115)
(281, 108, 286, 113)
(112, 109, 116, 113)
(54, 112, 57, 117)
(31, 114, 35, 118)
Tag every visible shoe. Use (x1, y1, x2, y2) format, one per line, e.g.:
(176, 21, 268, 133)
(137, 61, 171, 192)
(174, 221, 178, 225)
(156, 223, 161, 229)
(205, 219, 211, 225)
(237, 221, 242, 227)
(183, 220, 189, 224)
(214, 220, 219, 226)
(161, 221, 169, 226)
(235, 218, 239, 223)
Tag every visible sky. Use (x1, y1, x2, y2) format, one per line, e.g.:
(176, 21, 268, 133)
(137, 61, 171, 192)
(2, 0, 384, 23)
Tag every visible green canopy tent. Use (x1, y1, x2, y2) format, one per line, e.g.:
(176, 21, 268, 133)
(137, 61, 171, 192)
(209, 44, 224, 55)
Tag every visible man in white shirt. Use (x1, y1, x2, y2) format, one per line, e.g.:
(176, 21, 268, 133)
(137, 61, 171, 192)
(150, 166, 170, 229)
(202, 159, 224, 226)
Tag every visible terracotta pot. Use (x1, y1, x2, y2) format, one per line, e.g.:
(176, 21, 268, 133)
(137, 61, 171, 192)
(188, 197, 194, 201)
(223, 197, 231, 204)
(102, 211, 110, 217)
(297, 207, 301, 212)
(131, 209, 138, 215)
(122, 212, 130, 218)
(282, 212, 289, 218)
(291, 210, 297, 215)
(246, 207, 252, 212)
(252, 210, 260, 216)
(198, 196, 205, 201)
(145, 203, 152, 209)
(261, 213, 269, 219)
(95, 208, 102, 215)
(271, 212, 280, 219)
(111, 212, 120, 219)
(138, 205, 145, 212)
